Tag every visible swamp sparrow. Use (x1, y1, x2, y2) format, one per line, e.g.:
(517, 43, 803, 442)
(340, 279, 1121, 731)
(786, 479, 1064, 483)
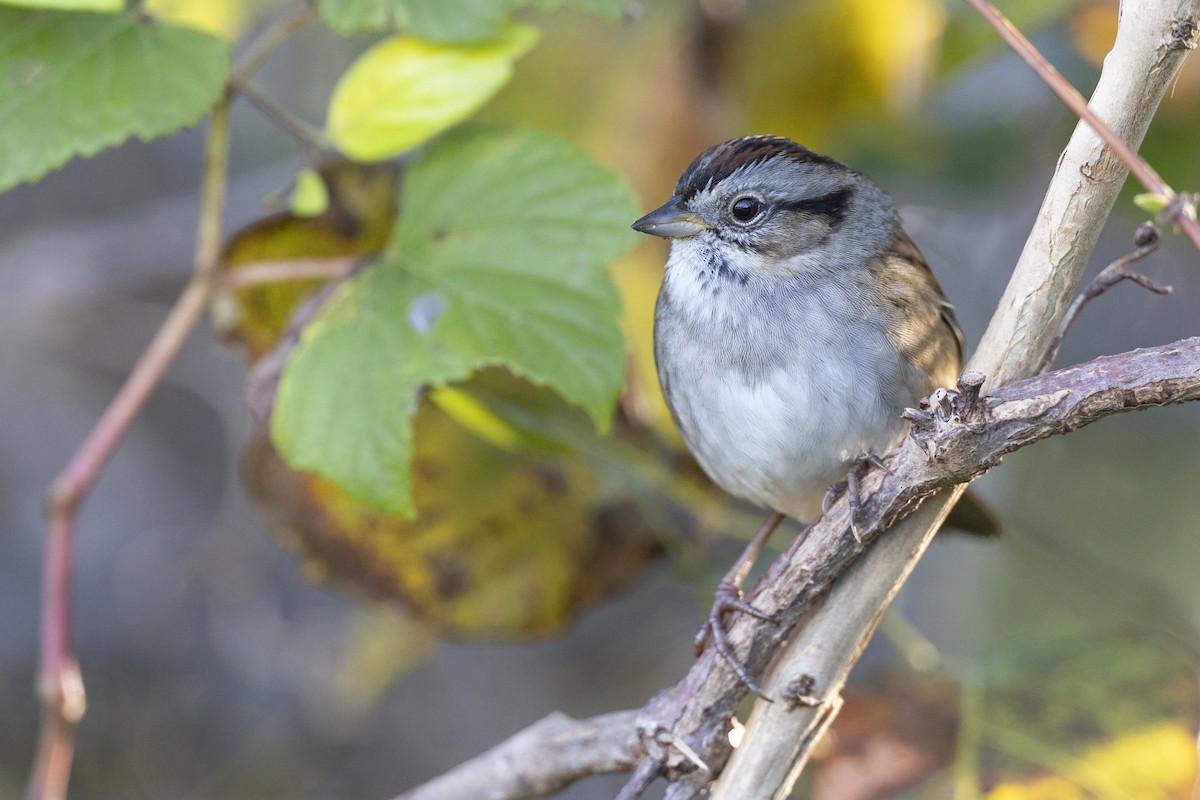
(633, 136, 994, 691)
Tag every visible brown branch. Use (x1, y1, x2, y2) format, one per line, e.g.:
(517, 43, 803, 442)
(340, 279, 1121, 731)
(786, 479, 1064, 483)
(1038, 222, 1171, 373)
(26, 99, 232, 800)
(391, 711, 640, 800)
(229, 4, 324, 153)
(27, 5, 326, 789)
(963, 0, 1200, 253)
(232, 1, 318, 79)
(622, 338, 1200, 796)
(229, 75, 326, 154)
(221, 256, 355, 290)
(619, 1, 1200, 796)
(402, 339, 1200, 800)
(718, 5, 1197, 797)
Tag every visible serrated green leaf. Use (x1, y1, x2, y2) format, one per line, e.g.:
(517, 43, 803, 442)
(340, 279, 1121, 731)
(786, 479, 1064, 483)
(0, 9, 230, 192)
(326, 23, 538, 161)
(317, 0, 622, 42)
(317, 0, 393, 33)
(289, 167, 330, 216)
(319, 0, 515, 42)
(272, 127, 639, 513)
(392, 0, 514, 41)
(528, 0, 627, 18)
(0, 0, 120, 9)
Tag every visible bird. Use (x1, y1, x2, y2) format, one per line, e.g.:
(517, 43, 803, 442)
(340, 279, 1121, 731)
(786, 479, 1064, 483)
(632, 135, 995, 694)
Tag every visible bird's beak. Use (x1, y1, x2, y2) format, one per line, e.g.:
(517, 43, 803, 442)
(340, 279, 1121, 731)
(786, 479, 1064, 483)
(631, 197, 712, 239)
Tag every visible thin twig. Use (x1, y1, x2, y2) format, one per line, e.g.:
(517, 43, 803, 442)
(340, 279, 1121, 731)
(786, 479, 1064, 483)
(229, 75, 326, 154)
(963, 0, 1200, 253)
(221, 256, 356, 290)
(232, 1, 318, 79)
(1038, 222, 1171, 373)
(227, 3, 324, 154)
(26, 99, 232, 800)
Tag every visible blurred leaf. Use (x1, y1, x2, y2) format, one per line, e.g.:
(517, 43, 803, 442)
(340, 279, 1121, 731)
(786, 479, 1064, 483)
(224, 157, 672, 636)
(289, 167, 331, 217)
(0, 9, 229, 192)
(318, 0, 514, 40)
(1133, 192, 1170, 215)
(272, 127, 638, 513)
(328, 609, 439, 717)
(216, 160, 400, 360)
(0, 0, 119, 8)
(938, 0, 1083, 75)
(427, 385, 530, 451)
(814, 675, 961, 800)
(814, 636, 1199, 799)
(143, 0, 283, 38)
(971, 635, 1199, 798)
(1068, 1, 1117, 66)
(528, 0, 627, 16)
(732, 0, 945, 148)
(317, 0, 626, 41)
(326, 24, 539, 160)
(245, 380, 665, 636)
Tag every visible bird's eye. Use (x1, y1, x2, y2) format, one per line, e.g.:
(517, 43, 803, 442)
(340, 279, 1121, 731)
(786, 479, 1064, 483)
(729, 196, 763, 224)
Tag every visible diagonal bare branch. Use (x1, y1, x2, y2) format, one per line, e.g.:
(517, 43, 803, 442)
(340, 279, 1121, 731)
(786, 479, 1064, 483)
(400, 338, 1200, 800)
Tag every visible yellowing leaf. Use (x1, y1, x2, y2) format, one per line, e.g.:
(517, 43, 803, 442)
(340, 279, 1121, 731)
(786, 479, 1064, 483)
(326, 23, 540, 161)
(244, 380, 665, 637)
(217, 161, 400, 361)
(143, 0, 281, 38)
(969, 635, 1200, 798)
(987, 725, 1197, 800)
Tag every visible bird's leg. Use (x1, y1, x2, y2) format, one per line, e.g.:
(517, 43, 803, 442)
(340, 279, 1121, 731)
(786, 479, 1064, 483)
(694, 510, 785, 699)
(822, 454, 891, 545)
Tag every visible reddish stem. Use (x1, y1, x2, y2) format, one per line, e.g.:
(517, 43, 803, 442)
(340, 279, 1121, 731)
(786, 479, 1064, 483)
(964, 0, 1200, 253)
(26, 109, 227, 800)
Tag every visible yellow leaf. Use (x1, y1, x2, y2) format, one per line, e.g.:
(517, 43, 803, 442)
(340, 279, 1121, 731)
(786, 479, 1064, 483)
(327, 24, 540, 161)
(144, 0, 282, 39)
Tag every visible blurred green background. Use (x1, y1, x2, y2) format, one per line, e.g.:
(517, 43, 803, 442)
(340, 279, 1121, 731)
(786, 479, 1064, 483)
(1, 0, 1198, 797)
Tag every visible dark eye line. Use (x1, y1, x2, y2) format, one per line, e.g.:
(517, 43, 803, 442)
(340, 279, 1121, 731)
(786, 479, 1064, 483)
(779, 188, 852, 228)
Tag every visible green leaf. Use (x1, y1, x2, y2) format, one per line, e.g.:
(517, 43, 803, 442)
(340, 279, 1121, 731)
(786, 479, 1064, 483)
(326, 23, 539, 161)
(289, 167, 331, 217)
(317, 0, 393, 33)
(319, 0, 516, 42)
(317, 0, 624, 42)
(0, 9, 230, 192)
(1133, 192, 1169, 215)
(272, 127, 639, 513)
(0, 0, 120, 9)
(528, 0, 627, 18)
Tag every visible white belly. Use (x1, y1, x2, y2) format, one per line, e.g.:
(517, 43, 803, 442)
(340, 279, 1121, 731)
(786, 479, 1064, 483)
(661, 357, 904, 521)
(653, 260, 916, 521)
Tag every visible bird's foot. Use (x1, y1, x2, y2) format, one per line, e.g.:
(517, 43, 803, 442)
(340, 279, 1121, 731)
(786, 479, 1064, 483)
(822, 454, 891, 545)
(695, 579, 775, 700)
(692, 511, 786, 700)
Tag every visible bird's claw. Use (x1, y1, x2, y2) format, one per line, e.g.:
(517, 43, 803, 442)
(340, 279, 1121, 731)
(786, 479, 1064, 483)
(695, 579, 775, 700)
(823, 453, 889, 546)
